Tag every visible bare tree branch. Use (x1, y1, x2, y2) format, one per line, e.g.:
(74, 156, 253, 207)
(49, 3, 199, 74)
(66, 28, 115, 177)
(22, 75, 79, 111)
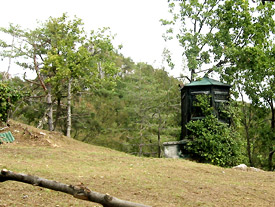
(33, 44, 47, 92)
(0, 169, 151, 207)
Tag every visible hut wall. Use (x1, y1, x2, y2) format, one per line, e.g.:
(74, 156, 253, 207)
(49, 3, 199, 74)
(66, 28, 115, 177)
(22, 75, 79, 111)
(181, 85, 230, 140)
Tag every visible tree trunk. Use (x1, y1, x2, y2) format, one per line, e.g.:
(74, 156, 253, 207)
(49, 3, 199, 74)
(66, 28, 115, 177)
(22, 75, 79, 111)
(239, 89, 254, 167)
(3, 34, 15, 81)
(157, 111, 162, 158)
(54, 96, 61, 130)
(66, 78, 72, 138)
(33, 44, 52, 130)
(268, 100, 274, 171)
(190, 69, 195, 82)
(46, 84, 54, 131)
(271, 105, 274, 130)
(98, 61, 104, 79)
(245, 124, 253, 167)
(0, 169, 151, 207)
(157, 130, 161, 158)
(268, 150, 274, 171)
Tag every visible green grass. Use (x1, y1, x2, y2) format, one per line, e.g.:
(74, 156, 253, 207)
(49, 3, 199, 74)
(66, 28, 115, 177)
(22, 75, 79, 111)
(0, 120, 274, 206)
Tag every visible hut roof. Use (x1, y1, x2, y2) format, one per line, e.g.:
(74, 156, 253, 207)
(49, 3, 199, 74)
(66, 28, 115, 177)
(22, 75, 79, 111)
(185, 77, 231, 87)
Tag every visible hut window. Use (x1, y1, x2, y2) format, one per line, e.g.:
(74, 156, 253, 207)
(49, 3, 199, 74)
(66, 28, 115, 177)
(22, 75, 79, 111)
(191, 91, 210, 95)
(214, 91, 229, 100)
(190, 93, 210, 119)
(191, 105, 203, 119)
(215, 100, 229, 122)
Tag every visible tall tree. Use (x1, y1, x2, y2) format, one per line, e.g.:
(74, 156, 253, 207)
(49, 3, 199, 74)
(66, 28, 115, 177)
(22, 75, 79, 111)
(0, 24, 53, 129)
(161, 0, 275, 81)
(228, 43, 275, 170)
(0, 14, 120, 137)
(41, 14, 93, 137)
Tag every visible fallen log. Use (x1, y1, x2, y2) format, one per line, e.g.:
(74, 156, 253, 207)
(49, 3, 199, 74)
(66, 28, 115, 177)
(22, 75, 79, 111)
(0, 169, 151, 207)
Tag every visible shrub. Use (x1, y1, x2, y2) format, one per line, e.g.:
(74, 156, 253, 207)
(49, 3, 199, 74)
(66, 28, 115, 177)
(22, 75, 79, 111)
(186, 95, 241, 167)
(0, 82, 22, 123)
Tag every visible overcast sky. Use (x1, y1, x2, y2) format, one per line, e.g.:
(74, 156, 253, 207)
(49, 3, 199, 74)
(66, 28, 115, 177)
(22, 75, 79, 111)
(0, 0, 183, 79)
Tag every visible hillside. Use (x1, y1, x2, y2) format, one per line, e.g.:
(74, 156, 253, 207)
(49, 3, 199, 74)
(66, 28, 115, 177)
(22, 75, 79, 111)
(0, 120, 274, 207)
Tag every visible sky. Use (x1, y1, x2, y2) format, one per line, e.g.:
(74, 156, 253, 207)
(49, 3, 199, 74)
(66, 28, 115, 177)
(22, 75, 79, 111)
(0, 0, 184, 79)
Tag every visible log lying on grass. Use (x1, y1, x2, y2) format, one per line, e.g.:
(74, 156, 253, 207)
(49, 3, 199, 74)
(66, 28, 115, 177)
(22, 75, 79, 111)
(0, 169, 151, 207)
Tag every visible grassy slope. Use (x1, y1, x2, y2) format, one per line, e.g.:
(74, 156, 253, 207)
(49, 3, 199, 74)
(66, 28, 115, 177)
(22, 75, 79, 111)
(0, 120, 274, 207)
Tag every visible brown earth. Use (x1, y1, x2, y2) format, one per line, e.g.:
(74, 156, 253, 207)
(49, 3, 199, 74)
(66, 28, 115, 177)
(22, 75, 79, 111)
(0, 120, 274, 207)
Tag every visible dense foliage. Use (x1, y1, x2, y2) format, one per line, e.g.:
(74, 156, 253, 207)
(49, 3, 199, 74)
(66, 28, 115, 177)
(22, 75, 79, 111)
(1, 56, 181, 156)
(186, 95, 241, 167)
(66, 60, 181, 156)
(161, 0, 275, 80)
(0, 79, 21, 123)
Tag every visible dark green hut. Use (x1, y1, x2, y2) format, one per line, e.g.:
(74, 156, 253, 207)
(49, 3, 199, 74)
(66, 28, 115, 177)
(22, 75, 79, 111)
(181, 76, 231, 139)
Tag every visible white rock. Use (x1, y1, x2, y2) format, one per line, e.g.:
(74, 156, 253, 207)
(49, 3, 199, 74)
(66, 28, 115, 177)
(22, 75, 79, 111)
(249, 167, 263, 172)
(233, 164, 248, 171)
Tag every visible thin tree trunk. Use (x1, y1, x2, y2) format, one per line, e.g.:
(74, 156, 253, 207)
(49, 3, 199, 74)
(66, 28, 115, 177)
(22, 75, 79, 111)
(0, 169, 151, 207)
(54, 96, 61, 130)
(268, 150, 274, 171)
(98, 61, 104, 79)
(33, 44, 47, 91)
(271, 105, 274, 130)
(190, 69, 195, 82)
(139, 132, 143, 157)
(3, 34, 15, 81)
(37, 108, 50, 129)
(269, 103, 274, 171)
(157, 129, 161, 158)
(245, 124, 253, 167)
(46, 84, 54, 131)
(67, 78, 72, 138)
(157, 111, 162, 158)
(267, 100, 275, 171)
(33, 44, 51, 130)
(238, 86, 254, 167)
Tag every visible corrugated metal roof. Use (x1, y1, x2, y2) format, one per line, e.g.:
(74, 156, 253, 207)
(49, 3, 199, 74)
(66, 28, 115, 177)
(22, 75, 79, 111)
(185, 77, 231, 87)
(0, 131, 15, 143)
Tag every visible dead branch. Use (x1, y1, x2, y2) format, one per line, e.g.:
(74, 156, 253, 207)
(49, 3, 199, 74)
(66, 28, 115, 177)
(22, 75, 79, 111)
(0, 169, 151, 207)
(33, 44, 47, 92)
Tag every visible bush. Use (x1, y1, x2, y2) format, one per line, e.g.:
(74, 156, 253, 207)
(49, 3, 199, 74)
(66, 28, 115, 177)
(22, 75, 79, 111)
(186, 95, 241, 167)
(0, 82, 22, 123)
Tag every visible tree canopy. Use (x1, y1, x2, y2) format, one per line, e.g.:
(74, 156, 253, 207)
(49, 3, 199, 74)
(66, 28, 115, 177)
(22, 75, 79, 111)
(161, 0, 275, 81)
(0, 14, 120, 136)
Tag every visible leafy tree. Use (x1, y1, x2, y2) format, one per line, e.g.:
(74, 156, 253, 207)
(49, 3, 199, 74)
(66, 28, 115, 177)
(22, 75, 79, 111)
(227, 43, 275, 170)
(0, 14, 120, 137)
(237, 100, 274, 170)
(161, 0, 275, 81)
